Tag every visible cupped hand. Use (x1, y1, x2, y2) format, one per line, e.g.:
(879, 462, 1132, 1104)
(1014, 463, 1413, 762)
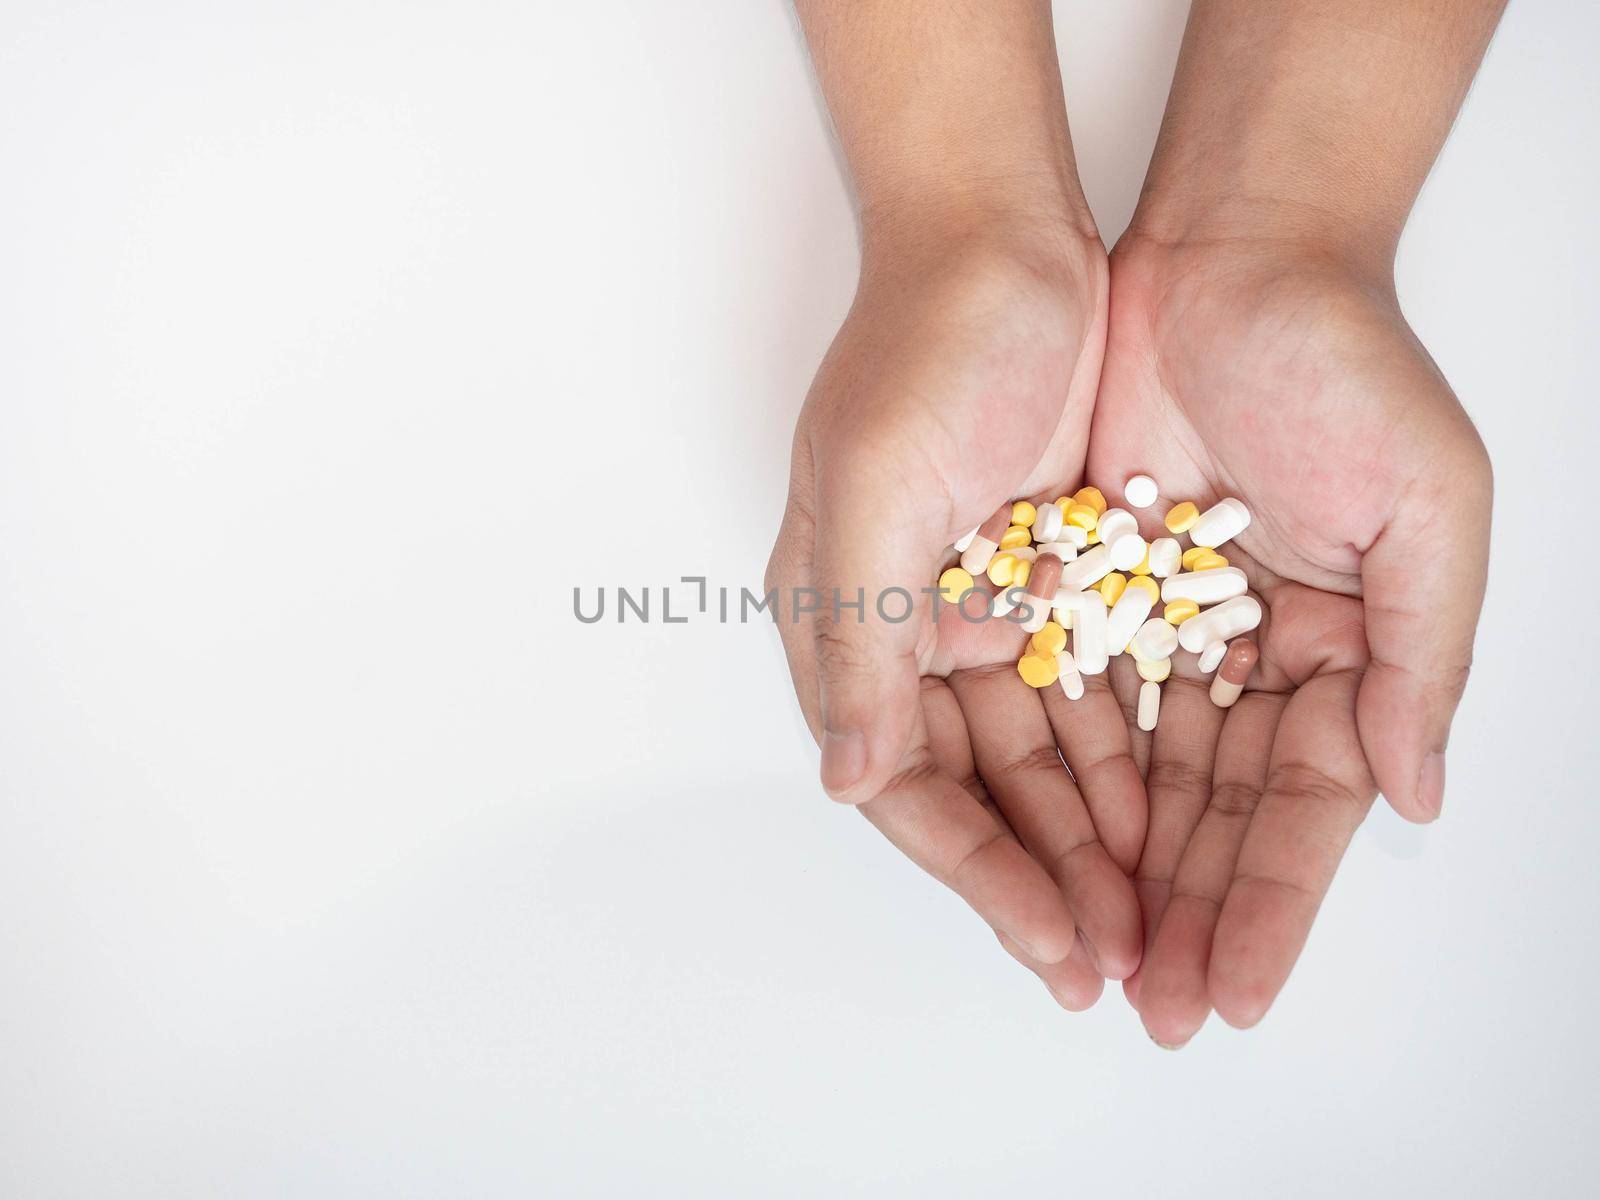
(1084, 237, 1491, 1041)
(766, 223, 1147, 1003)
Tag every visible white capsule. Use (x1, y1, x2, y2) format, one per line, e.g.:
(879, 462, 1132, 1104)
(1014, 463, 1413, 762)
(1197, 640, 1228, 673)
(960, 537, 999, 576)
(1133, 617, 1179, 661)
(1108, 532, 1148, 572)
(1190, 497, 1251, 550)
(1105, 583, 1156, 656)
(1137, 680, 1161, 731)
(1178, 595, 1263, 653)
(1147, 536, 1182, 578)
(953, 526, 979, 554)
(1124, 474, 1159, 509)
(1056, 650, 1085, 700)
(1072, 592, 1109, 676)
(1160, 566, 1249, 605)
(1097, 508, 1138, 547)
(1057, 545, 1113, 592)
(1030, 502, 1064, 545)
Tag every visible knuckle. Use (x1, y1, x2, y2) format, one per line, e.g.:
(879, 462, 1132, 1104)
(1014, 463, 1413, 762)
(1263, 760, 1363, 816)
(1147, 757, 1214, 800)
(987, 742, 1068, 782)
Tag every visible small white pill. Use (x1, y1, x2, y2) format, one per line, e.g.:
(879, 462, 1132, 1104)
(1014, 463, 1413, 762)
(1030, 503, 1064, 545)
(1137, 680, 1161, 731)
(1190, 497, 1251, 550)
(1105, 582, 1156, 656)
(1147, 537, 1182, 578)
(1072, 592, 1109, 676)
(1005, 545, 1038, 564)
(1197, 640, 1228, 673)
(953, 526, 979, 554)
(1124, 474, 1159, 509)
(1096, 508, 1138, 547)
(1057, 650, 1085, 700)
(1161, 566, 1249, 605)
(1133, 617, 1179, 661)
(1178, 594, 1263, 653)
(1057, 545, 1113, 592)
(990, 585, 1027, 619)
(1058, 525, 1089, 550)
(1108, 533, 1148, 572)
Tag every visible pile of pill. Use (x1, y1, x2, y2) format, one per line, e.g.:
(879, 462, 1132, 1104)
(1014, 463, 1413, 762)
(935, 475, 1261, 731)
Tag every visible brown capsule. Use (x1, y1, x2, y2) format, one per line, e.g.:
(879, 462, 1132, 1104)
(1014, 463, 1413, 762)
(1209, 639, 1259, 709)
(1020, 552, 1065, 633)
(977, 503, 1012, 541)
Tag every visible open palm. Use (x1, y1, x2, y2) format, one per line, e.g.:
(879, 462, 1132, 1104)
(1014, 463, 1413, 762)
(1084, 240, 1491, 1041)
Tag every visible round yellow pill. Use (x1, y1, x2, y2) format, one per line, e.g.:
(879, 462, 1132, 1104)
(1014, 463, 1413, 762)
(1181, 545, 1211, 571)
(1165, 501, 1200, 534)
(938, 567, 976, 605)
(1164, 599, 1200, 625)
(1073, 486, 1108, 516)
(1131, 546, 1153, 576)
(1011, 559, 1032, 588)
(1191, 551, 1229, 571)
(1125, 636, 1147, 663)
(1126, 575, 1161, 603)
(1011, 501, 1038, 528)
(987, 553, 1017, 587)
(1098, 571, 1127, 606)
(1137, 656, 1172, 683)
(1065, 503, 1099, 532)
(1086, 527, 1100, 545)
(1030, 621, 1067, 657)
(999, 525, 1032, 550)
(1017, 652, 1060, 689)
(1053, 495, 1074, 510)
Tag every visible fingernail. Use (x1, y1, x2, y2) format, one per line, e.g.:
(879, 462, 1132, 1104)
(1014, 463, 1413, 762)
(1151, 1036, 1189, 1052)
(820, 729, 867, 797)
(1418, 751, 1446, 820)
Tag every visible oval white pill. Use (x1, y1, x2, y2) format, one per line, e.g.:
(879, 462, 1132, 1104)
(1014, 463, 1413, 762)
(1073, 593, 1109, 676)
(1137, 680, 1161, 731)
(1105, 582, 1156, 656)
(1057, 650, 1085, 700)
(1197, 640, 1228, 673)
(1133, 617, 1178, 661)
(1190, 497, 1251, 550)
(1057, 545, 1113, 592)
(1178, 595, 1263, 653)
(1161, 566, 1248, 605)
(1125, 474, 1159, 509)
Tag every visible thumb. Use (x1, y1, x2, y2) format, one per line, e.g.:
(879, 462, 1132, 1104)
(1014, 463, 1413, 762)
(808, 446, 951, 805)
(1356, 446, 1492, 822)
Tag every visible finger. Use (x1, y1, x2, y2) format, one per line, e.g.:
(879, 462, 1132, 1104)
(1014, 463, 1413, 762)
(950, 665, 1142, 980)
(1044, 669, 1147, 874)
(860, 705, 1079, 965)
(1356, 440, 1491, 822)
(1121, 668, 1227, 1010)
(922, 675, 1108, 1007)
(1108, 652, 1151, 775)
(997, 931, 1106, 1012)
(766, 438, 823, 739)
(1135, 690, 1283, 1047)
(808, 434, 946, 804)
(1208, 668, 1377, 1029)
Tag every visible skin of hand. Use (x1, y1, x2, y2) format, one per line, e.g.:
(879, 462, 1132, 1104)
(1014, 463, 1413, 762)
(766, 223, 1150, 1002)
(768, 0, 1145, 1001)
(1086, 0, 1504, 1043)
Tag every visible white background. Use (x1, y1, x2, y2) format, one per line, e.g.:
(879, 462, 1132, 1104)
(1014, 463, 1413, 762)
(2, 1, 1597, 1195)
